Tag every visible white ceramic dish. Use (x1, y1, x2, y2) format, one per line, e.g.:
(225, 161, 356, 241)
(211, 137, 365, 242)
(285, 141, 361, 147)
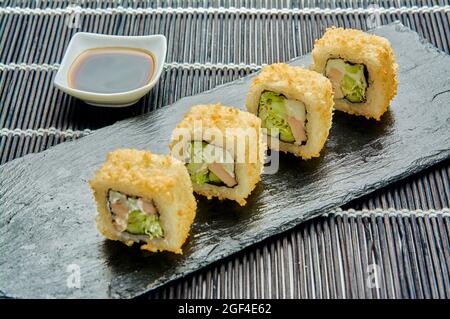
(54, 33, 167, 107)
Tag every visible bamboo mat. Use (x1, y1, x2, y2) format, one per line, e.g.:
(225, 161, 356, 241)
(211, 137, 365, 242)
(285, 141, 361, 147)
(0, 0, 449, 299)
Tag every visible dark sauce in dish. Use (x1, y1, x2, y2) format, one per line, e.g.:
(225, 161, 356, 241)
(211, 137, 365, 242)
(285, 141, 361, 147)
(68, 47, 155, 94)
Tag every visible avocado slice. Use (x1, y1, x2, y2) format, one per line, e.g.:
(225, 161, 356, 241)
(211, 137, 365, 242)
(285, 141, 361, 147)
(258, 91, 295, 143)
(185, 141, 235, 186)
(126, 210, 163, 239)
(325, 59, 368, 103)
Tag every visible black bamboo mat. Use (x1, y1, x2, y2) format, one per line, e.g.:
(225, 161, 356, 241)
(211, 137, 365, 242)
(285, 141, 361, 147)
(149, 208, 450, 299)
(0, 0, 449, 299)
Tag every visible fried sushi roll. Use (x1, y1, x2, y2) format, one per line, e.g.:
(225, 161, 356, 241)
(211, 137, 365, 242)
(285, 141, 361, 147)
(311, 27, 398, 120)
(89, 149, 196, 254)
(246, 63, 334, 159)
(170, 104, 265, 206)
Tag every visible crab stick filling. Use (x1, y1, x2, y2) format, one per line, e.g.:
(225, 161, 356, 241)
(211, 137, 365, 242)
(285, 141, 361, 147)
(258, 91, 307, 145)
(185, 141, 237, 187)
(325, 58, 368, 103)
(108, 190, 163, 239)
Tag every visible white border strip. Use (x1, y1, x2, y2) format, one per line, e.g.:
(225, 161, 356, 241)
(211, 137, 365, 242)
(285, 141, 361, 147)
(0, 5, 448, 16)
(0, 62, 263, 72)
(0, 127, 93, 138)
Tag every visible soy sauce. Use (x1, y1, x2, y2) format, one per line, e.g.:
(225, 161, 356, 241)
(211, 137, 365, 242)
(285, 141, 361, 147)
(68, 47, 155, 94)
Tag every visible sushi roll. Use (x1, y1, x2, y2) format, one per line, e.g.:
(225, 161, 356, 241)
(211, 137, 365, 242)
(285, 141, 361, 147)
(169, 104, 265, 206)
(89, 149, 196, 254)
(311, 27, 398, 120)
(246, 63, 334, 159)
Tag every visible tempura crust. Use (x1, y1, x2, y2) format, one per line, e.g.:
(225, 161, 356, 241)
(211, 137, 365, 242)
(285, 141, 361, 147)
(311, 27, 398, 120)
(246, 63, 334, 159)
(169, 104, 265, 206)
(89, 149, 197, 254)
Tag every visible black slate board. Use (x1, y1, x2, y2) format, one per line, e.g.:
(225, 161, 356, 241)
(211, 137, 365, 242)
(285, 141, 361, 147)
(1, 23, 449, 298)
